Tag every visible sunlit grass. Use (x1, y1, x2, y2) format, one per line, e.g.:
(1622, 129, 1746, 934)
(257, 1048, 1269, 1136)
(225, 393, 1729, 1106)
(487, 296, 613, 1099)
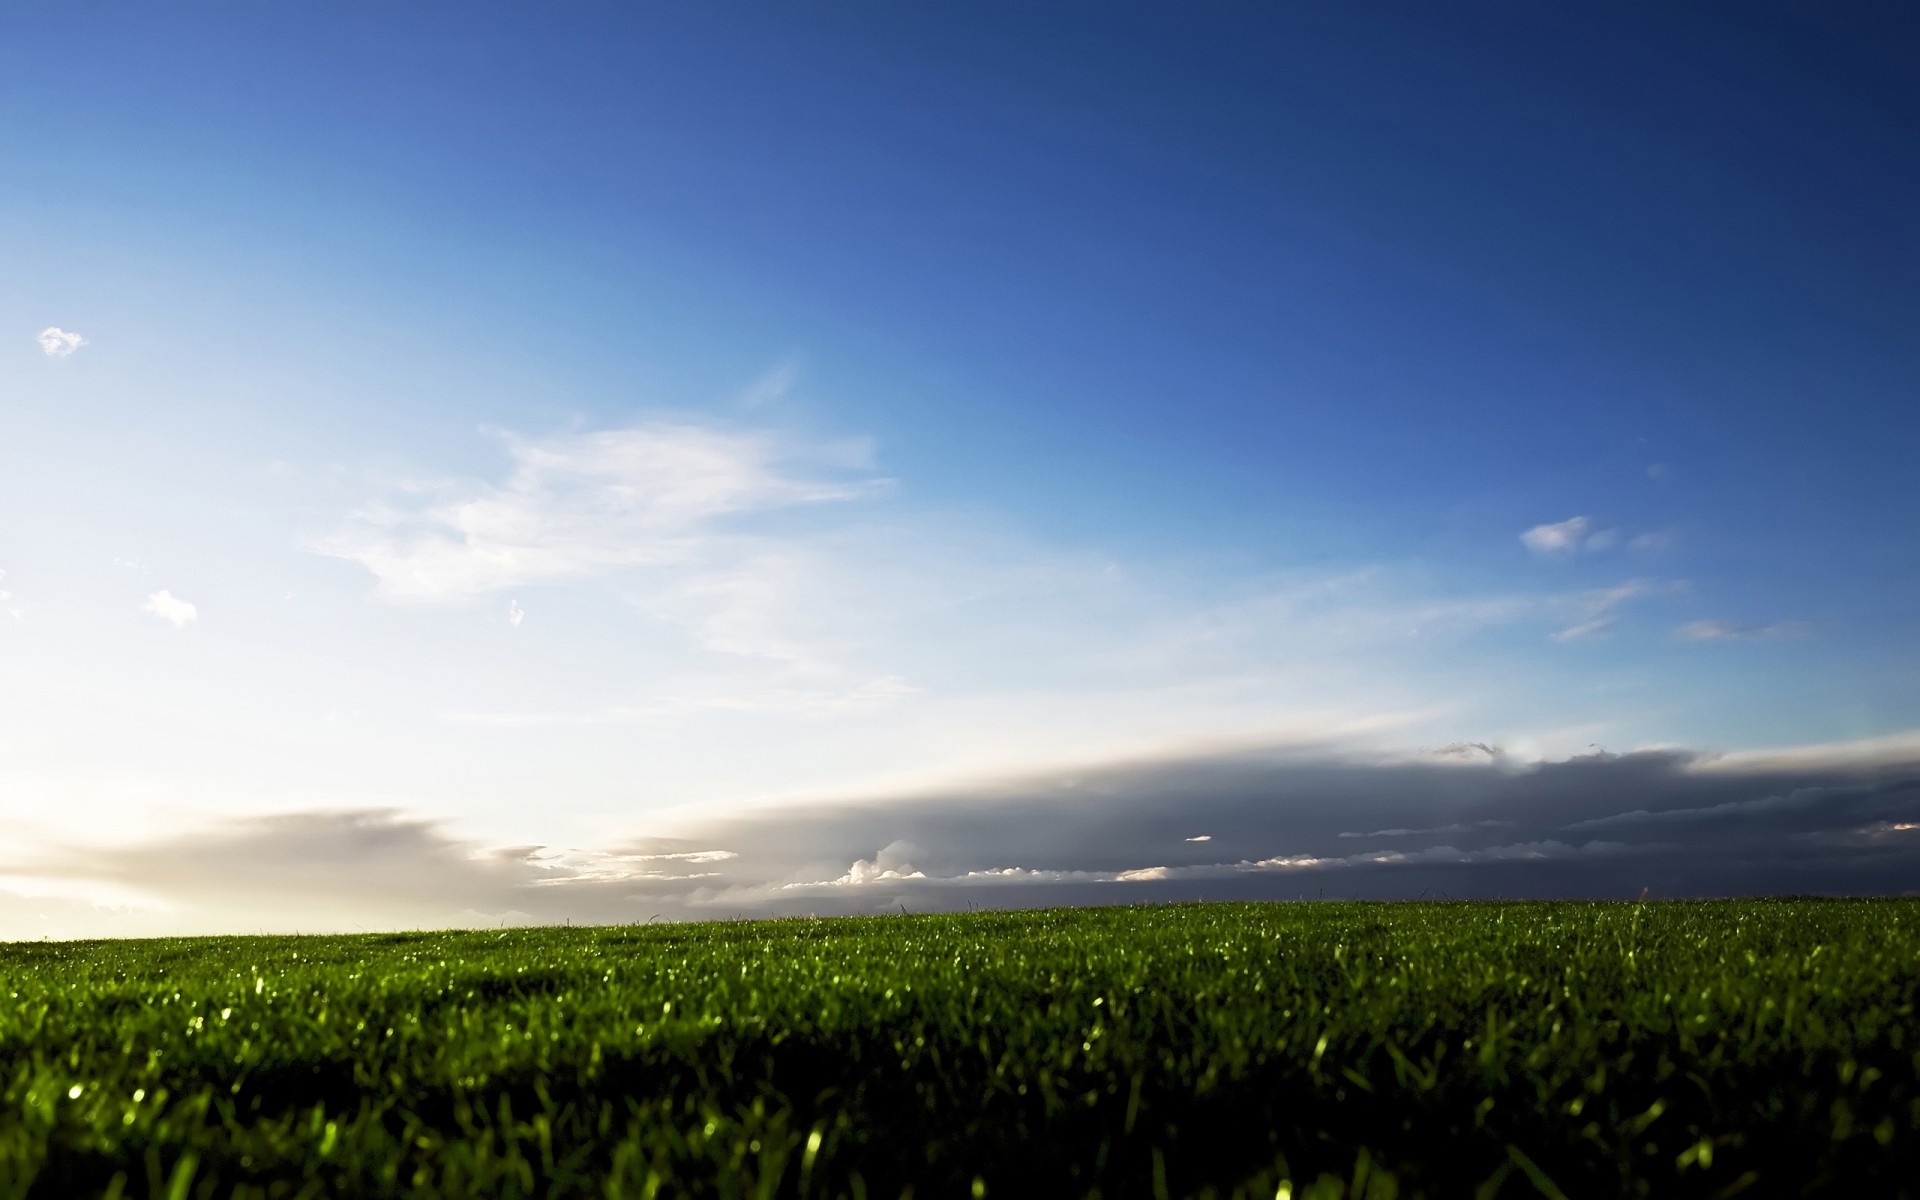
(2, 899, 1915, 1197)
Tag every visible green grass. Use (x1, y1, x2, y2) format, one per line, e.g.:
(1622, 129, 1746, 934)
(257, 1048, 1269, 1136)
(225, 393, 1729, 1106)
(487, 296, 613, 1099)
(1, 900, 1916, 1198)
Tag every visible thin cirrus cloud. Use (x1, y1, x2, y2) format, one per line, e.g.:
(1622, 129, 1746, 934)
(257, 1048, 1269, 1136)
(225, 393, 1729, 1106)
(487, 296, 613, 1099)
(36, 327, 86, 358)
(1673, 619, 1808, 642)
(141, 589, 197, 628)
(313, 423, 887, 603)
(1549, 580, 1675, 642)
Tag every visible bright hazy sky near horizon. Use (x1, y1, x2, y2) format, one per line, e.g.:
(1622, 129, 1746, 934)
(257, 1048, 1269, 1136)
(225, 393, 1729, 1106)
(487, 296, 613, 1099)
(4, 2, 1918, 936)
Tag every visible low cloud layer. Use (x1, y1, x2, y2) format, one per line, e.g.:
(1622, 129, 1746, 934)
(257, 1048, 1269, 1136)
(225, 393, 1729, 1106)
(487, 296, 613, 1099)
(7, 735, 1917, 937)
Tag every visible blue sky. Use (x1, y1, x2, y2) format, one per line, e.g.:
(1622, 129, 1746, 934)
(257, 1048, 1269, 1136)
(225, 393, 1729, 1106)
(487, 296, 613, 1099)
(4, 2, 1917, 933)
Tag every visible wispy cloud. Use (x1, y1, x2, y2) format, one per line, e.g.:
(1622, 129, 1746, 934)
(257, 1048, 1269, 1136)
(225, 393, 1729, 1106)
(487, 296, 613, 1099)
(36, 327, 85, 358)
(1337, 819, 1516, 839)
(0, 570, 21, 621)
(142, 590, 197, 628)
(507, 599, 525, 627)
(1551, 579, 1668, 641)
(1673, 619, 1807, 642)
(1521, 516, 1616, 556)
(737, 360, 802, 408)
(315, 423, 886, 602)
(441, 674, 920, 724)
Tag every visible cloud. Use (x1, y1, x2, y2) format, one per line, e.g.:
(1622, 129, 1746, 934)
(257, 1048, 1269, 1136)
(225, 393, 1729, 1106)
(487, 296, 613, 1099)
(1698, 730, 1920, 773)
(1673, 619, 1807, 642)
(507, 598, 525, 627)
(9, 730, 1919, 935)
(315, 423, 886, 602)
(36, 327, 85, 358)
(0, 569, 20, 621)
(440, 673, 919, 724)
(737, 360, 802, 408)
(1521, 516, 1616, 556)
(822, 840, 927, 887)
(646, 736, 1920, 909)
(1551, 614, 1614, 642)
(1337, 819, 1516, 839)
(142, 590, 197, 628)
(1, 810, 742, 934)
(1551, 580, 1667, 641)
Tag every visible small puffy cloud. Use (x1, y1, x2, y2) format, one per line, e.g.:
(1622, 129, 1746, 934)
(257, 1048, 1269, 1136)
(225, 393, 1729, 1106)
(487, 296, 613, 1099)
(1673, 619, 1807, 643)
(1521, 516, 1615, 556)
(142, 590, 197, 628)
(508, 599, 525, 628)
(36, 327, 86, 358)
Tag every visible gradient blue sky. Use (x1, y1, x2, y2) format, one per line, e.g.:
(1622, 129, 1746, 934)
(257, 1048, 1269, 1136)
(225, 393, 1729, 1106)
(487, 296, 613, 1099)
(4, 2, 1917, 933)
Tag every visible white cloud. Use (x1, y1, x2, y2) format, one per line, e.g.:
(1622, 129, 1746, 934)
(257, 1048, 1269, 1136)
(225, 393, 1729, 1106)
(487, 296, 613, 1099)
(1184, 834, 1211, 842)
(659, 553, 845, 673)
(507, 599, 525, 627)
(316, 423, 886, 602)
(142, 590, 197, 628)
(1673, 619, 1806, 643)
(1521, 516, 1616, 556)
(36, 327, 85, 358)
(823, 840, 926, 886)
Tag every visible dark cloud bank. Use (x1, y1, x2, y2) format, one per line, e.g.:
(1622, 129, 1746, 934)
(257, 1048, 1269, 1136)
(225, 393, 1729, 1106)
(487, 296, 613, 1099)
(24, 743, 1920, 932)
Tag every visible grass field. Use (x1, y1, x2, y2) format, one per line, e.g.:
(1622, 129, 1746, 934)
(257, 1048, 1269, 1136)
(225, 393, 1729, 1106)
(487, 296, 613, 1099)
(1, 900, 1915, 1199)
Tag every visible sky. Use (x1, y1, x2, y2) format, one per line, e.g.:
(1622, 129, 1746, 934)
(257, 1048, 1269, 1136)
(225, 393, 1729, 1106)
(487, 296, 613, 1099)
(3, 1, 1917, 936)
